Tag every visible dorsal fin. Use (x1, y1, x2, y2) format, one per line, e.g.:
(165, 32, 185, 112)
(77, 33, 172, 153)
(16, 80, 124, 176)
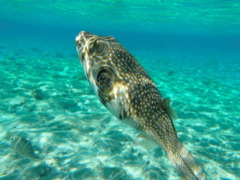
(163, 98, 178, 120)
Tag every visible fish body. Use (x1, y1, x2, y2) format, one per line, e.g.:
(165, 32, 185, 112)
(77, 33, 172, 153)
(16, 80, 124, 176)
(75, 31, 206, 180)
(10, 135, 39, 159)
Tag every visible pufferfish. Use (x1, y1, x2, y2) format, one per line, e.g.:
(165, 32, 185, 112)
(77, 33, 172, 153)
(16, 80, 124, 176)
(75, 31, 206, 180)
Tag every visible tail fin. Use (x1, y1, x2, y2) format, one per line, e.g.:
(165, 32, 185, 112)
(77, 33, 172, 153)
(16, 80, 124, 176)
(167, 142, 206, 180)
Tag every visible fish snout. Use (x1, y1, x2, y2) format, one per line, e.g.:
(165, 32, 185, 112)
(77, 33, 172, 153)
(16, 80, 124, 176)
(75, 32, 84, 49)
(76, 31, 87, 61)
(75, 31, 95, 47)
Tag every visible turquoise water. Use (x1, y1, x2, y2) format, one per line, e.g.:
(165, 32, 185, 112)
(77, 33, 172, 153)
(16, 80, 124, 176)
(0, 0, 240, 179)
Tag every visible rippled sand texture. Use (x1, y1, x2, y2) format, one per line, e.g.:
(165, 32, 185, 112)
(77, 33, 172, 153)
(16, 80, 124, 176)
(0, 36, 239, 180)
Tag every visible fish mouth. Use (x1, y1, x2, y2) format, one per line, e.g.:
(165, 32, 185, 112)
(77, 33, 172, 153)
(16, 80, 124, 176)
(75, 32, 84, 54)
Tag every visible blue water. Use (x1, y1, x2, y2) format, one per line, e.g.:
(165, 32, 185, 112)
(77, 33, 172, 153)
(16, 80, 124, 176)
(0, 1, 240, 179)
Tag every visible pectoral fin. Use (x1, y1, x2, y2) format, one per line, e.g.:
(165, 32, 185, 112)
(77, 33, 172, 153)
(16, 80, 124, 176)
(163, 98, 178, 120)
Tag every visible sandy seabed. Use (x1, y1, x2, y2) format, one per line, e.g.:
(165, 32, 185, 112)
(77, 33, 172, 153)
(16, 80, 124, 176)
(0, 36, 239, 180)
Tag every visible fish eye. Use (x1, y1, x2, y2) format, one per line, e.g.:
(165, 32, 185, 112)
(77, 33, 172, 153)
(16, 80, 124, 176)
(10, 137, 14, 141)
(92, 40, 101, 53)
(92, 40, 98, 49)
(89, 40, 98, 54)
(90, 40, 107, 55)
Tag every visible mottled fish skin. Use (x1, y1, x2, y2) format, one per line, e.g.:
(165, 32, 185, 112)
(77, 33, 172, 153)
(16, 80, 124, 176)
(75, 31, 206, 180)
(10, 135, 38, 159)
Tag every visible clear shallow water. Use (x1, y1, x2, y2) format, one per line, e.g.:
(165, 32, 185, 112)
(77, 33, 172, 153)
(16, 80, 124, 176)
(0, 1, 240, 180)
